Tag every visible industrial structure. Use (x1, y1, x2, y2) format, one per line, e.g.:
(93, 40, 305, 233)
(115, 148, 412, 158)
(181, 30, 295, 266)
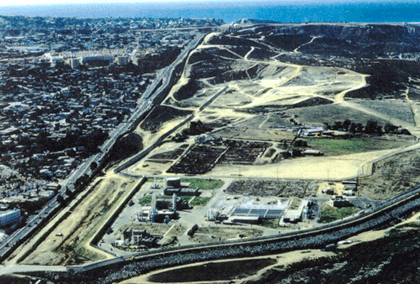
(0, 209, 21, 228)
(281, 199, 309, 223)
(121, 228, 161, 248)
(139, 192, 189, 223)
(208, 198, 292, 224)
(164, 177, 202, 196)
(39, 49, 131, 69)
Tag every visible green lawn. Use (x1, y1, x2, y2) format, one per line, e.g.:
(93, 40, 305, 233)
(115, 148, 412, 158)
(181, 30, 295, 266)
(303, 137, 413, 156)
(139, 195, 153, 205)
(319, 206, 361, 223)
(303, 138, 374, 156)
(181, 178, 224, 190)
(189, 197, 211, 206)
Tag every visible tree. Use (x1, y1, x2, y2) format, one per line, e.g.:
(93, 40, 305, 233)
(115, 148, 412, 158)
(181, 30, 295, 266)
(57, 194, 64, 203)
(384, 123, 398, 134)
(90, 162, 98, 171)
(295, 140, 308, 147)
(343, 119, 352, 131)
(65, 188, 74, 197)
(364, 120, 378, 134)
(333, 121, 343, 130)
(349, 123, 357, 134)
(292, 149, 303, 157)
(355, 123, 364, 134)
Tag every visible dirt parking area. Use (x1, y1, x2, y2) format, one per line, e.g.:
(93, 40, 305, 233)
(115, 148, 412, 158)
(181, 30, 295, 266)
(190, 226, 263, 243)
(20, 175, 135, 266)
(317, 181, 346, 195)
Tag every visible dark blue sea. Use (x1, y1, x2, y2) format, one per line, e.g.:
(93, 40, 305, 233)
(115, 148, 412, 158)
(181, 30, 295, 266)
(1, 1, 420, 23)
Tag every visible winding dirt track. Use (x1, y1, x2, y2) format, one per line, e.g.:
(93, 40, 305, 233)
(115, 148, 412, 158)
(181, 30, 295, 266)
(129, 30, 420, 181)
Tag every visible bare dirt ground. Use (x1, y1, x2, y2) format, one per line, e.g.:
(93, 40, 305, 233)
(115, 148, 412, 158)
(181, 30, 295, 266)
(190, 226, 263, 243)
(212, 126, 296, 142)
(358, 149, 420, 199)
(124, 26, 420, 185)
(117, 223, 186, 238)
(207, 148, 396, 180)
(17, 174, 136, 266)
(118, 209, 420, 284)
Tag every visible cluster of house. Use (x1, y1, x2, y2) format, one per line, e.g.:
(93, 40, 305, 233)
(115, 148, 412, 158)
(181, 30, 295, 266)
(38, 28, 198, 70)
(0, 16, 224, 58)
(0, 15, 221, 187)
(0, 181, 60, 213)
(0, 68, 140, 181)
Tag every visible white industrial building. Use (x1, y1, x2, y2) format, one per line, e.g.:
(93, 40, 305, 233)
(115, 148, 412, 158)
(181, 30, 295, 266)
(208, 198, 289, 223)
(69, 58, 80, 69)
(116, 56, 129, 66)
(281, 200, 309, 223)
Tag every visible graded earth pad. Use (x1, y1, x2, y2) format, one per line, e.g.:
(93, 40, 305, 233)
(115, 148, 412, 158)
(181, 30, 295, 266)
(121, 23, 420, 184)
(358, 149, 420, 199)
(17, 175, 136, 265)
(189, 226, 263, 243)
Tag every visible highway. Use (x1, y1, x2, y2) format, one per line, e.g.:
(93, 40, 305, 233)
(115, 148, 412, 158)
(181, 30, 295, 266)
(0, 32, 206, 263)
(114, 85, 229, 173)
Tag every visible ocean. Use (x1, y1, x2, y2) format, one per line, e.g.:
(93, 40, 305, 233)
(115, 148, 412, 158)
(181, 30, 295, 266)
(0, 1, 419, 23)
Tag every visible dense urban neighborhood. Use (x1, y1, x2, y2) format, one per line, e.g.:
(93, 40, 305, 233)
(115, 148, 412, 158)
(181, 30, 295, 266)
(0, 16, 222, 218)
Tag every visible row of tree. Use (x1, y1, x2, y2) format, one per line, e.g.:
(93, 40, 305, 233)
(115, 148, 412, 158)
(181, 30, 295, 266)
(328, 119, 409, 135)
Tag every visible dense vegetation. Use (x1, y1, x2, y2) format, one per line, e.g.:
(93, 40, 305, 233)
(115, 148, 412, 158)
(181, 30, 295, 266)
(319, 206, 361, 223)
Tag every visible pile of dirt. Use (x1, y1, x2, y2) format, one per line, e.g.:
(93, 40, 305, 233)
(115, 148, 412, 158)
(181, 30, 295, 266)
(190, 226, 263, 243)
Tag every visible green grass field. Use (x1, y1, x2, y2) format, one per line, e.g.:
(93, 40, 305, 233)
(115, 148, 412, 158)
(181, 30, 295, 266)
(181, 178, 224, 190)
(303, 138, 409, 156)
(319, 206, 361, 223)
(189, 197, 211, 206)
